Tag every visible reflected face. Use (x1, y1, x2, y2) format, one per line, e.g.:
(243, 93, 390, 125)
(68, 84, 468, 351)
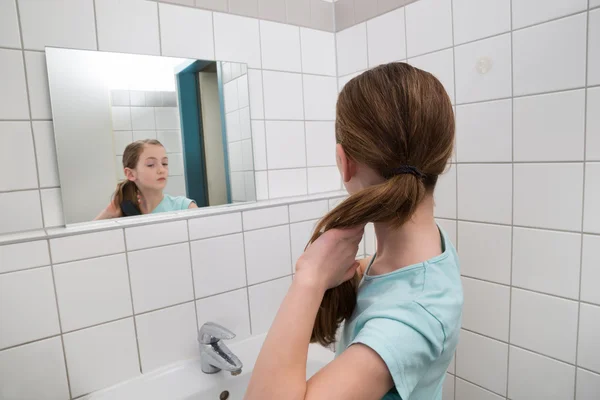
(127, 144, 169, 191)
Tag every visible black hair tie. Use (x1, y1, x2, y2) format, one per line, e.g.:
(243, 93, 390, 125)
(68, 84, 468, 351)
(390, 165, 424, 179)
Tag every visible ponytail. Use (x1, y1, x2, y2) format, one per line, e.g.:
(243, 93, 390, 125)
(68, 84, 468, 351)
(308, 174, 427, 346)
(112, 180, 138, 211)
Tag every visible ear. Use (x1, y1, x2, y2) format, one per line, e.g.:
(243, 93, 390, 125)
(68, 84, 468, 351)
(336, 143, 357, 183)
(124, 168, 136, 182)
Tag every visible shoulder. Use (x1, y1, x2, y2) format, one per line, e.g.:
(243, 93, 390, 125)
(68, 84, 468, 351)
(164, 195, 194, 210)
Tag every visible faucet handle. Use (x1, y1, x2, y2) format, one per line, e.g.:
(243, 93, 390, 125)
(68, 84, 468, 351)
(198, 322, 236, 344)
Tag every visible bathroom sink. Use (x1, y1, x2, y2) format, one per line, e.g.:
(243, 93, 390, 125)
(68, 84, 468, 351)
(82, 334, 334, 400)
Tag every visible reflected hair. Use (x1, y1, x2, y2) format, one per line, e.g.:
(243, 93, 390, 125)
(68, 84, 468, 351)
(111, 139, 164, 210)
(307, 62, 455, 346)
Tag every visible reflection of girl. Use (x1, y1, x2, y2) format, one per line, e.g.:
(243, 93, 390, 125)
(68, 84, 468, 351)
(246, 63, 462, 400)
(94, 139, 197, 220)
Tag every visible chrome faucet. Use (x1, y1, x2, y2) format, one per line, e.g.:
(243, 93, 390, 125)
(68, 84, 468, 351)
(198, 322, 243, 375)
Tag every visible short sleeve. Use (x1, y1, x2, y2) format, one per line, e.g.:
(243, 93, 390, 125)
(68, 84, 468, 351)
(350, 302, 445, 399)
(175, 196, 194, 210)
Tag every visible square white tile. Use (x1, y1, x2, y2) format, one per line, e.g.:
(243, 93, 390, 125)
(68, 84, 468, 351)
(63, 318, 140, 397)
(510, 288, 578, 363)
(584, 163, 600, 234)
(0, 122, 37, 191)
(18, 0, 97, 51)
(196, 288, 251, 342)
(243, 206, 289, 231)
(456, 99, 512, 162)
(589, 10, 600, 86)
(125, 220, 188, 251)
(166, 153, 184, 176)
(188, 212, 242, 240)
(133, 130, 157, 142)
(0, 191, 43, 235)
(113, 131, 133, 156)
(409, 49, 455, 104)
(24, 51, 52, 119)
(290, 219, 318, 267)
(456, 378, 504, 400)
(135, 302, 198, 372)
(244, 171, 257, 201)
(0, 0, 20, 48)
(577, 303, 600, 374)
(514, 90, 585, 161)
(305, 121, 336, 167)
(303, 75, 337, 120)
(155, 107, 180, 130)
(53, 254, 132, 332)
(587, 88, 600, 160)
(40, 188, 64, 228)
(367, 8, 406, 68)
(32, 122, 59, 188)
(213, 13, 261, 68)
(458, 164, 512, 224)
(458, 222, 511, 284)
(130, 91, 146, 107)
(514, 163, 584, 231)
(0, 337, 69, 400)
(111, 107, 132, 131)
(0, 240, 49, 274)
(0, 267, 60, 349)
(512, 228, 581, 299)
(240, 109, 252, 143)
(248, 276, 292, 334)
(237, 75, 250, 109)
(159, 4, 214, 59)
(454, 34, 512, 104)
(265, 120, 306, 169)
(224, 80, 239, 113)
(512, 0, 587, 29)
(128, 243, 193, 313)
(262, 71, 304, 120)
(452, 0, 510, 45)
(577, 369, 600, 400)
(461, 277, 510, 341)
(307, 166, 341, 194)
(405, 0, 453, 57)
(226, 111, 241, 142)
(251, 120, 267, 171)
(131, 107, 156, 130)
(260, 21, 301, 73)
(289, 200, 328, 223)
(95, 0, 160, 55)
(244, 225, 291, 285)
(336, 23, 368, 76)
(513, 13, 587, 96)
(456, 330, 508, 395)
(248, 70, 264, 119)
(50, 229, 125, 264)
(191, 233, 246, 298)
(300, 28, 336, 76)
(508, 346, 575, 400)
(230, 172, 246, 202)
(581, 235, 600, 305)
(433, 166, 456, 219)
(268, 169, 308, 198)
(157, 130, 182, 153)
(0, 49, 30, 120)
(111, 90, 130, 106)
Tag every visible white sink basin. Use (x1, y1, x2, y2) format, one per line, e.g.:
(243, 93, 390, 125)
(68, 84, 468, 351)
(83, 334, 334, 400)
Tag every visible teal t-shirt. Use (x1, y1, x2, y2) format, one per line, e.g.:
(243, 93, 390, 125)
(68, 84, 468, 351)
(151, 194, 194, 213)
(336, 227, 463, 400)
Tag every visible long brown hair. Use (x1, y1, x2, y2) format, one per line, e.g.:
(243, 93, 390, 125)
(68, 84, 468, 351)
(308, 63, 455, 346)
(112, 139, 164, 209)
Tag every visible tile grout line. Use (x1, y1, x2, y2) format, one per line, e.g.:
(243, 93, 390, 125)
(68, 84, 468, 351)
(156, 2, 163, 56)
(122, 231, 144, 374)
(45, 237, 74, 399)
(298, 23, 310, 196)
(256, 20, 271, 200)
(92, 0, 100, 51)
(574, 4, 591, 398)
(185, 220, 200, 333)
(239, 213, 254, 335)
(506, 0, 515, 396)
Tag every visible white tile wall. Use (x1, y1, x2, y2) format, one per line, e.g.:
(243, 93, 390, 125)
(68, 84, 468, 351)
(244, 225, 291, 284)
(248, 276, 292, 334)
(442, 374, 454, 400)
(290, 219, 318, 266)
(196, 288, 251, 342)
(289, 200, 329, 223)
(125, 220, 188, 251)
(24, 51, 52, 120)
(0, 190, 43, 234)
(50, 229, 125, 264)
(581, 234, 600, 305)
(458, 222, 511, 284)
(577, 369, 600, 400)
(307, 166, 341, 194)
(300, 28, 336, 76)
(433, 167, 456, 219)
(512, 0, 587, 29)
(508, 346, 576, 400)
(588, 88, 600, 160)
(452, 0, 510, 45)
(366, 8, 406, 68)
(408, 49, 455, 104)
(462, 277, 510, 341)
(0, 49, 30, 120)
(305, 121, 336, 167)
(159, 4, 214, 59)
(458, 164, 512, 224)
(0, 240, 49, 274)
(265, 120, 306, 169)
(336, 23, 367, 76)
(262, 71, 304, 120)
(456, 378, 504, 400)
(40, 188, 64, 228)
(577, 303, 600, 374)
(32, 122, 60, 188)
(405, 0, 452, 57)
(188, 212, 242, 240)
(260, 20, 302, 73)
(128, 243, 194, 313)
(0, 0, 21, 48)
(584, 163, 600, 234)
(589, 10, 600, 86)
(268, 168, 308, 198)
(302, 75, 337, 120)
(0, 122, 37, 191)
(213, 13, 261, 68)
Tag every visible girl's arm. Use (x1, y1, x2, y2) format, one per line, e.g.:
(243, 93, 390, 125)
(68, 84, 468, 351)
(244, 227, 394, 400)
(188, 202, 198, 209)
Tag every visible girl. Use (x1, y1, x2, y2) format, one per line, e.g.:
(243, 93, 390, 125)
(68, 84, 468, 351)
(95, 139, 197, 220)
(245, 63, 463, 400)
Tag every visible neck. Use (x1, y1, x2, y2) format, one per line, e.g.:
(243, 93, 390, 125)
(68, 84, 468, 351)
(139, 188, 164, 213)
(370, 194, 441, 276)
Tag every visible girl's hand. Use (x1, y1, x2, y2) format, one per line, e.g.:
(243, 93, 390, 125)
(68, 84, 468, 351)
(295, 225, 365, 292)
(95, 201, 122, 220)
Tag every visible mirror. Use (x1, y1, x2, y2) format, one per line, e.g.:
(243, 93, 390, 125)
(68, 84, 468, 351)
(46, 48, 256, 225)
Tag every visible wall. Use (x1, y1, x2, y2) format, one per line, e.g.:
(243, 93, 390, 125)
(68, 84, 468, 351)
(335, 0, 600, 399)
(0, 0, 339, 236)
